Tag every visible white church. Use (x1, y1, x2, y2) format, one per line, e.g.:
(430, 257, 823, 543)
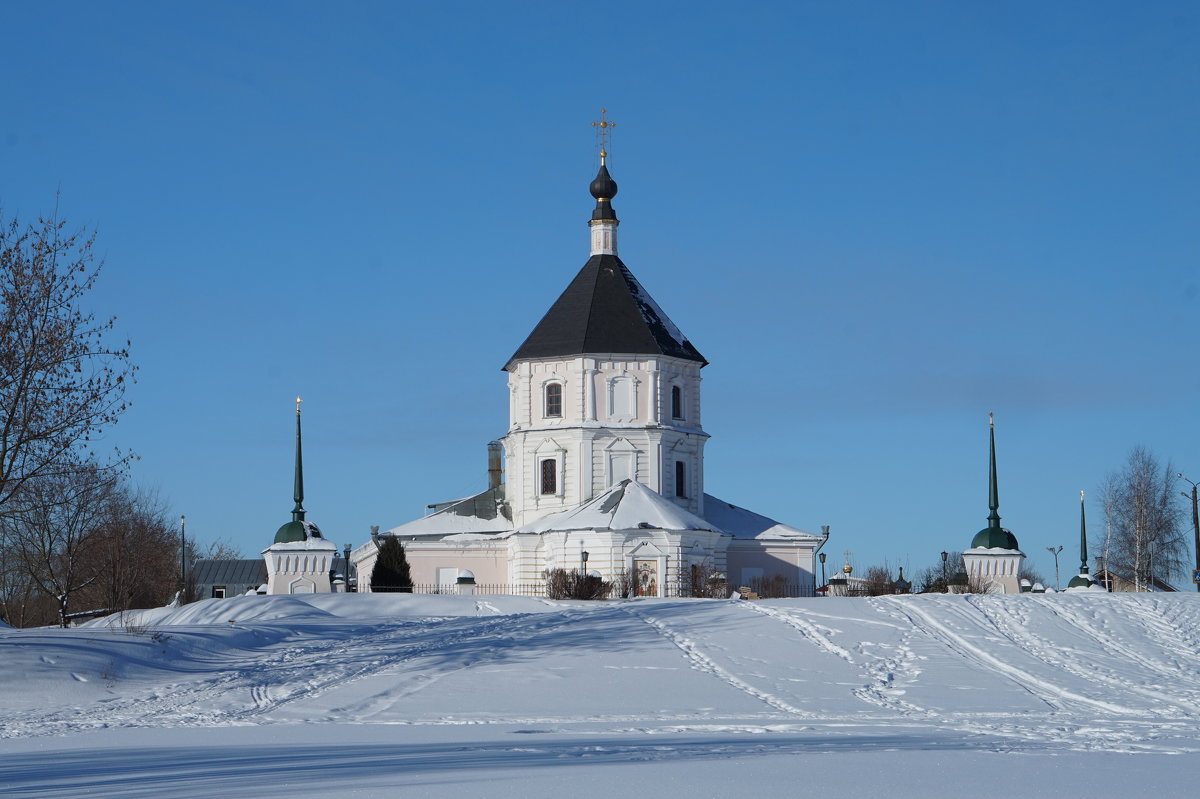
(252, 142, 1103, 600)
(317, 145, 830, 597)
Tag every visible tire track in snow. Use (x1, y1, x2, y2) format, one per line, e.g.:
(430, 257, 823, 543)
(875, 597, 1139, 716)
(623, 605, 812, 718)
(1, 615, 519, 737)
(1111, 596, 1200, 678)
(741, 602, 931, 716)
(322, 611, 591, 721)
(1020, 597, 1200, 712)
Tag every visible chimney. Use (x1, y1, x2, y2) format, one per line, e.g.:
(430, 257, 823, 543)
(487, 441, 503, 490)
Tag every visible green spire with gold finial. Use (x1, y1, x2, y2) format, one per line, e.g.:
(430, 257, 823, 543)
(970, 413, 1020, 550)
(987, 412, 1000, 528)
(1068, 490, 1095, 588)
(292, 396, 305, 522)
(274, 396, 324, 544)
(1077, 490, 1088, 574)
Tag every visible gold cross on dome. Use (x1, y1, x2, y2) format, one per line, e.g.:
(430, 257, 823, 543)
(591, 108, 617, 157)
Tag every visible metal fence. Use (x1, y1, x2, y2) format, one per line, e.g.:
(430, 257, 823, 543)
(370, 580, 817, 599)
(370, 583, 547, 596)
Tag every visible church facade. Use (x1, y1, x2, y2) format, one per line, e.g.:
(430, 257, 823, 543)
(348, 149, 826, 597)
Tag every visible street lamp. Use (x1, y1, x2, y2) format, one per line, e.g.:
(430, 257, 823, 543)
(581, 550, 589, 573)
(1178, 473, 1200, 593)
(1046, 545, 1063, 591)
(179, 515, 187, 603)
(818, 552, 827, 588)
(941, 551, 948, 592)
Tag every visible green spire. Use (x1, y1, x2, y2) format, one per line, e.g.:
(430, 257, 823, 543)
(1078, 490, 1088, 574)
(970, 412, 1020, 550)
(292, 396, 305, 523)
(273, 396, 321, 544)
(986, 412, 1001, 529)
(1068, 490, 1095, 588)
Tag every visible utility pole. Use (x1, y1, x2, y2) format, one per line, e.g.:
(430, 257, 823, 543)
(179, 515, 187, 603)
(1178, 474, 1200, 593)
(1046, 545, 1063, 591)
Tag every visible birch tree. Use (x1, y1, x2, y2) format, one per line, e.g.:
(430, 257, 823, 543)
(1098, 447, 1186, 589)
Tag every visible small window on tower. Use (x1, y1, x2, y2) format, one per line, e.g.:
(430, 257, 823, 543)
(545, 383, 562, 418)
(212, 586, 227, 599)
(541, 458, 557, 495)
(675, 460, 687, 498)
(671, 385, 683, 420)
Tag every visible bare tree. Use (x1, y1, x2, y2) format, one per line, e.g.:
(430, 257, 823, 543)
(2, 465, 117, 625)
(90, 486, 178, 614)
(543, 568, 610, 600)
(1098, 447, 1186, 589)
(201, 539, 244, 560)
(681, 561, 727, 598)
(0, 207, 136, 515)
(862, 565, 894, 596)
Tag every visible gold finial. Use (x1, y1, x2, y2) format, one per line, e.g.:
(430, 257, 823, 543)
(592, 108, 616, 160)
(296, 396, 303, 414)
(988, 411, 994, 428)
(1080, 490, 1085, 501)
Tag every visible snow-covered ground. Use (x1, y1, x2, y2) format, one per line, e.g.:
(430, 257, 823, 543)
(2, 593, 1198, 797)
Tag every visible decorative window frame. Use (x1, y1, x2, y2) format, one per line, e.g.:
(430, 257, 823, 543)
(534, 438, 566, 499)
(541, 377, 566, 420)
(674, 459, 688, 498)
(670, 383, 684, 421)
(604, 437, 640, 487)
(606, 371, 641, 422)
(667, 440, 695, 502)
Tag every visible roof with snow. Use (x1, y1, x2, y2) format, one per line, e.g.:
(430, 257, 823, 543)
(701, 494, 824, 541)
(519, 480, 718, 534)
(504, 254, 706, 369)
(385, 486, 513, 538)
(383, 482, 818, 543)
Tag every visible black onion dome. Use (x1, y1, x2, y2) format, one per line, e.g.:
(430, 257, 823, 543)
(589, 162, 619, 222)
(590, 163, 618, 200)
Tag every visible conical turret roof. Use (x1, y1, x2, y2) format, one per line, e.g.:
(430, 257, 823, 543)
(505, 254, 706, 369)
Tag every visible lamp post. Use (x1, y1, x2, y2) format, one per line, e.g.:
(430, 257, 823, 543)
(819, 552, 827, 588)
(581, 550, 589, 573)
(179, 515, 187, 603)
(940, 551, 948, 592)
(1046, 545, 1063, 591)
(1179, 474, 1200, 593)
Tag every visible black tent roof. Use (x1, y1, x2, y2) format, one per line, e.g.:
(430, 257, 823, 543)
(505, 253, 706, 369)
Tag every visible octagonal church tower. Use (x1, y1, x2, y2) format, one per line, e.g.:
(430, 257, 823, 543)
(501, 151, 709, 528)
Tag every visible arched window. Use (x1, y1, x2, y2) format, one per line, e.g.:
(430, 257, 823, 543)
(545, 383, 563, 418)
(675, 460, 687, 498)
(540, 458, 557, 495)
(671, 385, 683, 420)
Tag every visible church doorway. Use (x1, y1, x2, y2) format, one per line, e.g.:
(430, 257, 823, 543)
(635, 560, 658, 597)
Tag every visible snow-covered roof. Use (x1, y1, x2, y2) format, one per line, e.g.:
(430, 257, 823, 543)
(702, 494, 823, 541)
(385, 487, 513, 538)
(519, 480, 719, 534)
(262, 535, 338, 553)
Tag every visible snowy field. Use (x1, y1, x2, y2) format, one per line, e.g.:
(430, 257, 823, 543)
(2, 592, 1198, 797)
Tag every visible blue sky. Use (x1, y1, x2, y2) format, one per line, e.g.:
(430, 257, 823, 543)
(3, 1, 1197, 584)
